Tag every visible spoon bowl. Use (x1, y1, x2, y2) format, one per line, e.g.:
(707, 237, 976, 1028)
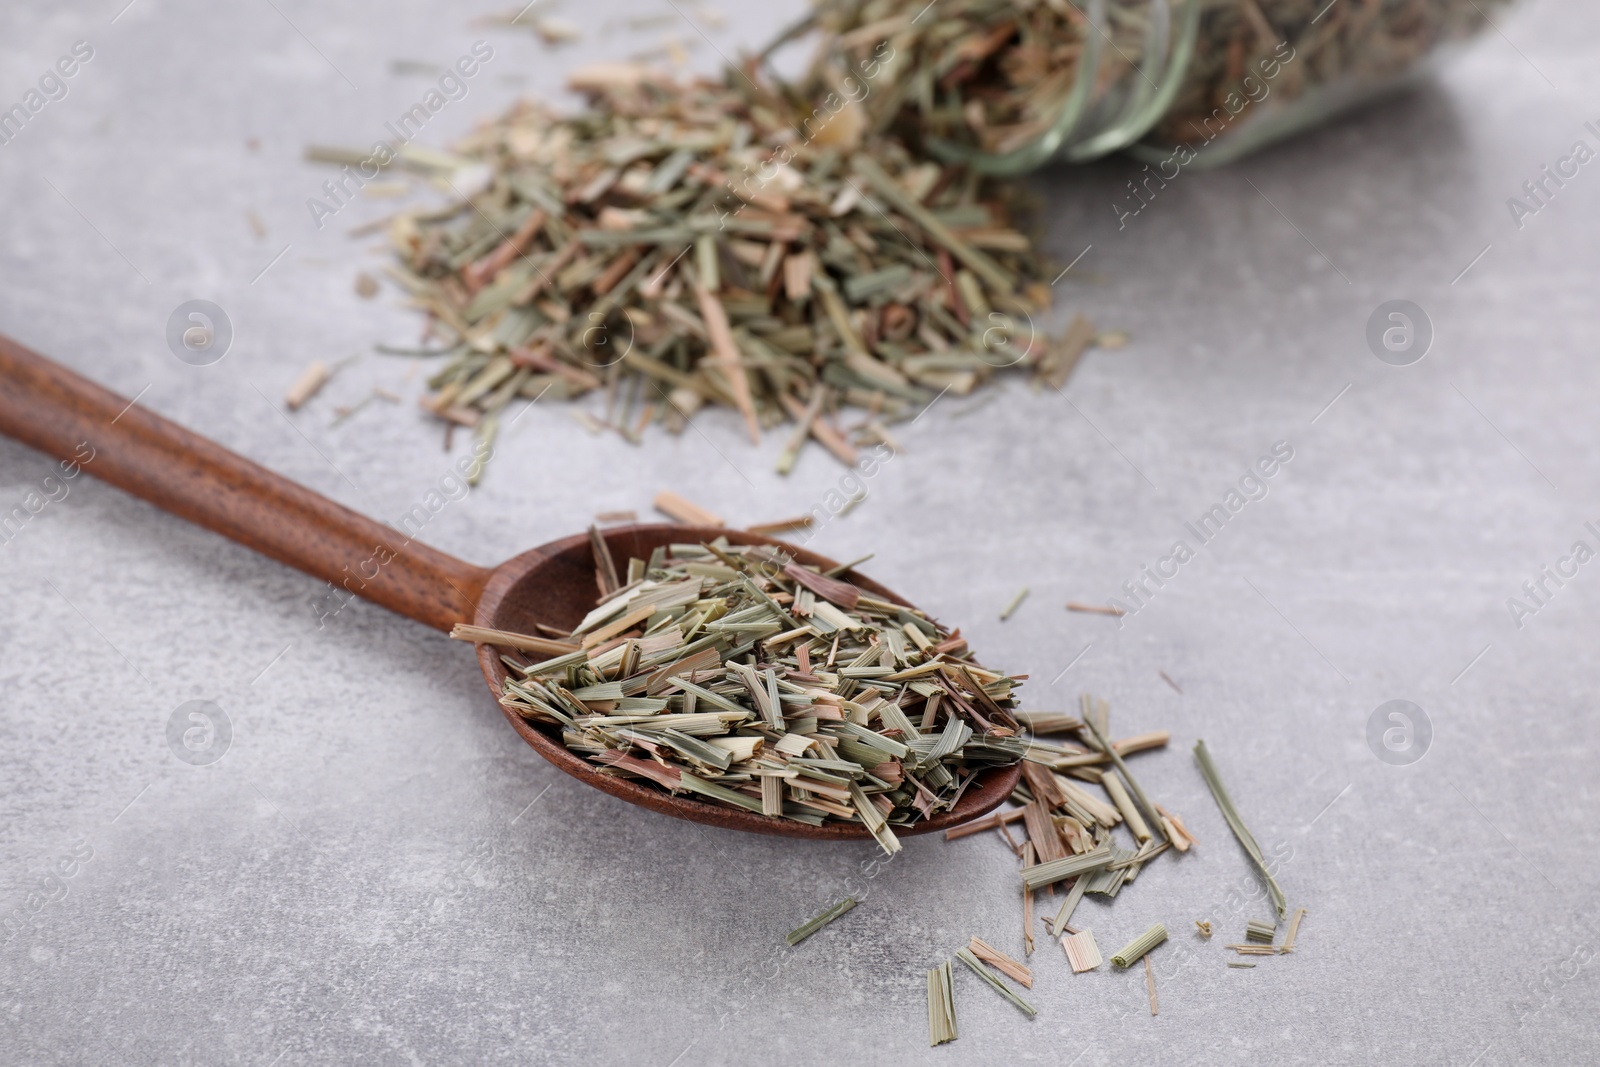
(474, 523, 1021, 838)
(0, 334, 1020, 841)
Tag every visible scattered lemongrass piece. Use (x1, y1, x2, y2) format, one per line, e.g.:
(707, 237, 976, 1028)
(595, 509, 637, 524)
(1015, 711, 1083, 735)
(652, 490, 723, 526)
(1224, 945, 1278, 955)
(285, 361, 332, 409)
(1049, 874, 1090, 936)
(1000, 587, 1029, 621)
(928, 961, 958, 1046)
(1144, 956, 1159, 1015)
(786, 897, 858, 946)
(1022, 849, 1036, 956)
(1282, 907, 1307, 953)
(1081, 696, 1165, 845)
(1061, 929, 1102, 973)
(1156, 803, 1198, 851)
(955, 948, 1038, 1017)
(1113, 730, 1170, 757)
(1194, 920, 1213, 939)
(448, 623, 579, 657)
(1194, 739, 1287, 918)
(1245, 918, 1277, 945)
(1021, 844, 1113, 891)
(1111, 923, 1168, 968)
(1229, 962, 1257, 969)
(968, 937, 1032, 988)
(944, 808, 1027, 841)
(746, 515, 815, 536)
(1159, 669, 1183, 693)
(1066, 601, 1125, 616)
(1102, 770, 1151, 844)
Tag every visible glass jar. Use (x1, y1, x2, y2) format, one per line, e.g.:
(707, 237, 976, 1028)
(789, 0, 1513, 176)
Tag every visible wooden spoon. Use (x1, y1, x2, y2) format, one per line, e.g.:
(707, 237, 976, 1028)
(0, 334, 1020, 839)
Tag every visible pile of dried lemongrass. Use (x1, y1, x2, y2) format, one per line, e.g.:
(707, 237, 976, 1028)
(456, 536, 1028, 853)
(786, 0, 1510, 160)
(378, 62, 1092, 472)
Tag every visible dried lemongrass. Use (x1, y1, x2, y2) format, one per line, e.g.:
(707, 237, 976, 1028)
(746, 515, 815, 536)
(789, 0, 1511, 162)
(928, 961, 958, 1046)
(368, 63, 1086, 472)
(1021, 844, 1113, 892)
(967, 936, 1032, 988)
(787, 897, 858, 946)
(1194, 739, 1287, 918)
(1245, 918, 1277, 945)
(955, 947, 1038, 1017)
(1110, 923, 1168, 968)
(999, 587, 1029, 621)
(1225, 944, 1278, 956)
(481, 537, 1027, 853)
(1144, 956, 1159, 1016)
(1015, 711, 1082, 735)
(1081, 695, 1166, 845)
(1061, 929, 1101, 973)
(652, 490, 723, 526)
(1282, 907, 1307, 953)
(285, 361, 332, 410)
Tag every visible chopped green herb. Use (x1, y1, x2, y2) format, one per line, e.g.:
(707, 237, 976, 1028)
(786, 897, 858, 947)
(928, 960, 958, 1046)
(1194, 740, 1287, 919)
(955, 947, 1038, 1017)
(1110, 923, 1168, 968)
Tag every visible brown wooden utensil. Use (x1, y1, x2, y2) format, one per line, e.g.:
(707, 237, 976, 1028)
(0, 334, 1020, 839)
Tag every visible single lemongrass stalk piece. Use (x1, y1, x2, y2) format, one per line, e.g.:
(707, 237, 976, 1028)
(968, 937, 1032, 988)
(1066, 601, 1125, 616)
(449, 623, 579, 657)
(927, 961, 958, 1046)
(944, 808, 1028, 840)
(285, 361, 332, 410)
(1000, 587, 1029, 621)
(1022, 872, 1035, 957)
(1021, 844, 1113, 891)
(1194, 739, 1287, 919)
(746, 515, 815, 536)
(1015, 711, 1083, 734)
(1245, 918, 1277, 945)
(1102, 771, 1152, 844)
(1111, 923, 1168, 968)
(955, 948, 1038, 1017)
(1113, 730, 1170, 756)
(1281, 907, 1307, 953)
(1228, 962, 1258, 969)
(1144, 956, 1158, 1016)
(786, 897, 858, 946)
(1194, 920, 1213, 939)
(1157, 803, 1198, 851)
(1061, 929, 1101, 973)
(652, 490, 723, 526)
(1224, 945, 1278, 955)
(1049, 874, 1091, 936)
(1080, 695, 1166, 845)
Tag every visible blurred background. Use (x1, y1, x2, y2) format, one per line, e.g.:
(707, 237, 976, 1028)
(1, 1, 1596, 1064)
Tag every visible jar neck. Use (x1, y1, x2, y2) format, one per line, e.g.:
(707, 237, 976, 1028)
(929, 0, 1202, 176)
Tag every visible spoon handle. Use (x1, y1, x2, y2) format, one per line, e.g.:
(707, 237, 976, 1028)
(0, 333, 490, 631)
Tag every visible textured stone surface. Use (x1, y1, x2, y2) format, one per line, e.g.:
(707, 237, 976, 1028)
(1, 1, 1597, 1064)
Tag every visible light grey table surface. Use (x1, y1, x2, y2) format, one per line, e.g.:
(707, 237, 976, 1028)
(1, 1, 1596, 1064)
